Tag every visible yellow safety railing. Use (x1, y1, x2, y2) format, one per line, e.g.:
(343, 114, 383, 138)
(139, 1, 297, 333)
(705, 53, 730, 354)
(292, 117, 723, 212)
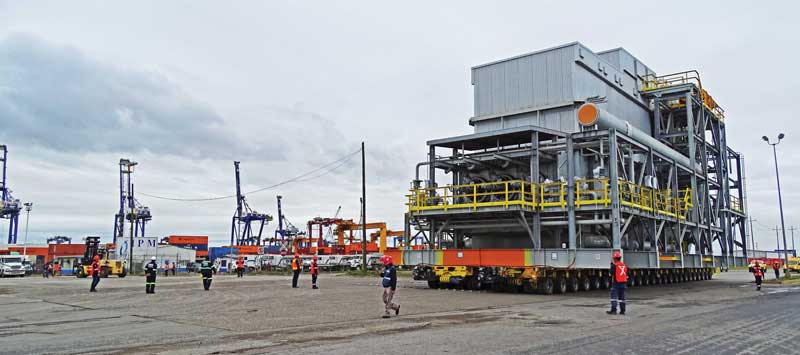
(540, 181, 566, 208)
(575, 178, 610, 207)
(619, 180, 654, 212)
(408, 178, 693, 220)
(407, 180, 536, 212)
(640, 71, 725, 121)
(730, 196, 743, 213)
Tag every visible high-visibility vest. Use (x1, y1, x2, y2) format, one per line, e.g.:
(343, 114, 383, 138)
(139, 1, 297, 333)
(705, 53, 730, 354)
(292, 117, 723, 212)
(614, 261, 628, 283)
(237, 260, 244, 268)
(754, 266, 763, 277)
(292, 258, 299, 271)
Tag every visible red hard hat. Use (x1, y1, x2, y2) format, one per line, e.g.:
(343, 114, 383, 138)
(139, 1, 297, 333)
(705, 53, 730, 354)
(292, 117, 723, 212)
(382, 255, 393, 265)
(612, 251, 622, 259)
(312, 255, 318, 260)
(294, 252, 300, 257)
(93, 255, 100, 261)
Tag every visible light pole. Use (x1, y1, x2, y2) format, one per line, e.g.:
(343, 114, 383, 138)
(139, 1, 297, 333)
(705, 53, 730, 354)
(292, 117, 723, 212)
(762, 133, 790, 271)
(22, 202, 33, 257)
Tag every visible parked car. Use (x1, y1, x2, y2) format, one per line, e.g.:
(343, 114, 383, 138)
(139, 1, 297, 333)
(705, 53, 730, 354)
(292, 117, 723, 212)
(0, 256, 26, 277)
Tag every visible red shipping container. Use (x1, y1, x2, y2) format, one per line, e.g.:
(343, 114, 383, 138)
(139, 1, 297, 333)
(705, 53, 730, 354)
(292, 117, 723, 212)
(168, 236, 208, 245)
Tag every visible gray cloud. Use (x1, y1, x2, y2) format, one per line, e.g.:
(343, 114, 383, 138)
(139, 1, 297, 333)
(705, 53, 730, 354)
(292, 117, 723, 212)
(0, 33, 263, 159)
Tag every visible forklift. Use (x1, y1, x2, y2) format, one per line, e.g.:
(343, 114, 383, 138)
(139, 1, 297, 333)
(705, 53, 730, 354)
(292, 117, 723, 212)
(75, 236, 127, 278)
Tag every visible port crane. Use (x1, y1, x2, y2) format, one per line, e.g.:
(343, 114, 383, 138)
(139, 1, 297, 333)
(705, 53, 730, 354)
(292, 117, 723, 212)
(113, 159, 152, 244)
(230, 161, 272, 246)
(47, 236, 72, 244)
(1, 145, 21, 244)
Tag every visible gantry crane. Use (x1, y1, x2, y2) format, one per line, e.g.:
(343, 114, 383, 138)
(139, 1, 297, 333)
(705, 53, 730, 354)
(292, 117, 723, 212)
(272, 195, 306, 252)
(47, 236, 72, 244)
(113, 159, 152, 244)
(230, 161, 273, 246)
(1, 145, 21, 244)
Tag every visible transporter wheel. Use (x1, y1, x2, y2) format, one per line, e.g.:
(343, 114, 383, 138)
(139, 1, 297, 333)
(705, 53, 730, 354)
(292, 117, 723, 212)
(118, 267, 127, 278)
(581, 277, 592, 292)
(539, 277, 554, 295)
(567, 277, 579, 293)
(522, 280, 536, 294)
(427, 280, 440, 289)
(554, 277, 567, 294)
(491, 279, 502, 292)
(462, 277, 473, 290)
(591, 277, 601, 290)
(671, 273, 677, 283)
(635, 275, 643, 286)
(648, 274, 656, 285)
(100, 267, 110, 278)
(601, 276, 611, 289)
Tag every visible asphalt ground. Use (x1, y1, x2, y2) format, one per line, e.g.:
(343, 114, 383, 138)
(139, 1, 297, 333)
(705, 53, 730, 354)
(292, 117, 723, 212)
(0, 270, 797, 354)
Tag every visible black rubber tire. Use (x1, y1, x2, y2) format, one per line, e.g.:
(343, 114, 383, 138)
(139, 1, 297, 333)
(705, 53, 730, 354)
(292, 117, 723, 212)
(601, 276, 611, 289)
(540, 277, 554, 295)
(568, 277, 579, 292)
(427, 280, 439, 289)
(118, 267, 127, 278)
(591, 277, 601, 290)
(581, 277, 592, 292)
(555, 277, 567, 294)
(635, 275, 643, 286)
(462, 277, 473, 290)
(522, 280, 536, 294)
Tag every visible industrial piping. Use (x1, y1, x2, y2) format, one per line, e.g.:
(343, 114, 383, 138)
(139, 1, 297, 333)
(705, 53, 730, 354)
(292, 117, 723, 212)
(577, 103, 701, 174)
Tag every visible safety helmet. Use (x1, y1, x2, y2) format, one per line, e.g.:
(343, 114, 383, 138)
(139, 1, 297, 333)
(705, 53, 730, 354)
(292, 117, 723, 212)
(93, 255, 100, 261)
(294, 252, 300, 257)
(382, 255, 393, 265)
(612, 251, 622, 260)
(312, 255, 318, 260)
(151, 256, 157, 261)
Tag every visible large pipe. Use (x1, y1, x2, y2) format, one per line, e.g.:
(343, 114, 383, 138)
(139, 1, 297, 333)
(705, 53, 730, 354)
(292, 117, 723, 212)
(577, 103, 700, 174)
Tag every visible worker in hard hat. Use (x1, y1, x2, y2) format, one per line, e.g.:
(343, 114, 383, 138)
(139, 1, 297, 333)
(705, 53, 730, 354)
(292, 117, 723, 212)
(144, 256, 158, 294)
(291, 252, 301, 288)
(751, 260, 764, 291)
(236, 257, 245, 278)
(200, 256, 214, 291)
(380, 255, 400, 318)
(607, 251, 628, 315)
(310, 255, 319, 289)
(89, 255, 101, 292)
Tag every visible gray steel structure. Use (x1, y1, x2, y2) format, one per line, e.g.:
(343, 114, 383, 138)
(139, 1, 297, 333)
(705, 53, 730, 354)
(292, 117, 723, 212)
(404, 43, 748, 270)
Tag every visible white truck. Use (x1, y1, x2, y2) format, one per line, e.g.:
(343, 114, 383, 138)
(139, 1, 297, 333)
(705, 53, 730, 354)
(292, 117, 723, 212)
(0, 256, 26, 277)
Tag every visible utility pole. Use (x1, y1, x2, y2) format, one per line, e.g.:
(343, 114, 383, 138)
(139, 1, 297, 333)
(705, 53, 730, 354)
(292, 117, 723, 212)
(361, 141, 367, 272)
(749, 216, 756, 253)
(22, 202, 32, 258)
(762, 134, 790, 270)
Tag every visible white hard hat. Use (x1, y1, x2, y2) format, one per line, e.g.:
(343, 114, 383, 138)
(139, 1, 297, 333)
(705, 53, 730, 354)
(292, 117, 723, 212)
(151, 256, 157, 261)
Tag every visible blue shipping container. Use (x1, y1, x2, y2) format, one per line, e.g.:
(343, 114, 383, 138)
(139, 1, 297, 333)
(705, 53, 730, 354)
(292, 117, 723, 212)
(209, 247, 237, 261)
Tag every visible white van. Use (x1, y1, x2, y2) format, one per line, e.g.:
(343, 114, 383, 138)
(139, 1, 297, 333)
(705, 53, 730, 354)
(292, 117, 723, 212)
(0, 256, 26, 277)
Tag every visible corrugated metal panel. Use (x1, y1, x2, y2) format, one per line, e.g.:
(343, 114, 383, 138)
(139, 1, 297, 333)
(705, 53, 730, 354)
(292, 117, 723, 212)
(472, 43, 654, 135)
(472, 43, 576, 118)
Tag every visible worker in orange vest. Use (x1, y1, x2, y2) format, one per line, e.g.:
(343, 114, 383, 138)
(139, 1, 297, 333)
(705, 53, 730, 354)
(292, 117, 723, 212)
(752, 260, 764, 291)
(772, 261, 780, 279)
(236, 257, 245, 278)
(607, 251, 627, 315)
(310, 255, 319, 289)
(291, 252, 301, 288)
(89, 255, 101, 292)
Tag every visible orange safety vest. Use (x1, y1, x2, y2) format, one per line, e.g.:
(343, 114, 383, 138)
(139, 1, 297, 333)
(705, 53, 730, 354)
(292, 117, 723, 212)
(754, 266, 763, 277)
(614, 261, 628, 283)
(292, 258, 299, 271)
(237, 260, 244, 268)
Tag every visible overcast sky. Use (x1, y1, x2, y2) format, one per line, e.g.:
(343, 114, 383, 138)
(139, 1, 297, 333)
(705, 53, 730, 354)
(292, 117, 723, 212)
(1, 1, 798, 251)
